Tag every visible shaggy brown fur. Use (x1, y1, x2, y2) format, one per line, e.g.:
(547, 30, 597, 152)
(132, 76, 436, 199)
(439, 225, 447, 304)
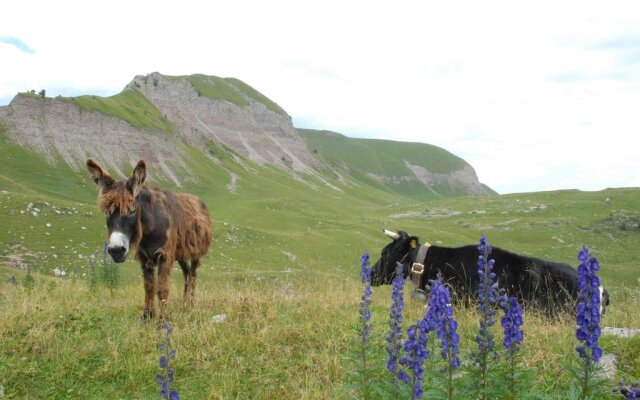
(87, 159, 212, 319)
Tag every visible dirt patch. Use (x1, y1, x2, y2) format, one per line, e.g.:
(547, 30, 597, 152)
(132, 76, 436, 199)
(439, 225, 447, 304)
(226, 173, 239, 194)
(2, 244, 37, 270)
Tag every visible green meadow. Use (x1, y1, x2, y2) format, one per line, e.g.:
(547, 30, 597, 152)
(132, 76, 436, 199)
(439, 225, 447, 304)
(0, 137, 639, 399)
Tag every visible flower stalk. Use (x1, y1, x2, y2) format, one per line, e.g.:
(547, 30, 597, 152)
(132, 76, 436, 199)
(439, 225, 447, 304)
(359, 253, 373, 399)
(473, 234, 499, 398)
(575, 245, 603, 398)
(156, 321, 179, 400)
(424, 275, 460, 400)
(386, 262, 405, 399)
(499, 291, 524, 400)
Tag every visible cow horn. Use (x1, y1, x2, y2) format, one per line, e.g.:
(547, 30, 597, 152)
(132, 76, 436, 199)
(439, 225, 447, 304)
(383, 229, 400, 240)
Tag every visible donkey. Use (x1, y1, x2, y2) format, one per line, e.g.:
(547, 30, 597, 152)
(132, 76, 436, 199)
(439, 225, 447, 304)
(86, 159, 212, 319)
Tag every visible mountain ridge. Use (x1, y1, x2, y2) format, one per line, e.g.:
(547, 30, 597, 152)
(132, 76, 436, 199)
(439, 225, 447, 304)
(0, 72, 493, 199)
(299, 129, 495, 198)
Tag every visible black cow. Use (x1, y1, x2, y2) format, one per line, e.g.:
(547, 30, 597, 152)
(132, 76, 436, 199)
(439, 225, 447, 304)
(372, 230, 609, 315)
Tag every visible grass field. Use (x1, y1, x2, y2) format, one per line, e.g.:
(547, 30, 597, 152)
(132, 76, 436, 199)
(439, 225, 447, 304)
(0, 140, 639, 398)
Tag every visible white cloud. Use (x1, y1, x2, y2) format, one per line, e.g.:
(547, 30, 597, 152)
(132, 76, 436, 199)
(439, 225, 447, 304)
(1, 0, 639, 193)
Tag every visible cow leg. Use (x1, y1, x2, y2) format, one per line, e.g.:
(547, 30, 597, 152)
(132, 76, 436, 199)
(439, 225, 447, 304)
(141, 262, 156, 320)
(157, 255, 174, 321)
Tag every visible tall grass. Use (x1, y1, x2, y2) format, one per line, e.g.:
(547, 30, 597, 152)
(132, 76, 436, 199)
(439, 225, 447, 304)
(1, 245, 638, 398)
(0, 269, 362, 399)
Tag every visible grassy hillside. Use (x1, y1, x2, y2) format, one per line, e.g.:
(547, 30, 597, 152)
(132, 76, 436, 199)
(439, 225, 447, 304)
(299, 129, 466, 175)
(299, 128, 495, 200)
(0, 135, 94, 202)
(0, 140, 404, 281)
(225, 77, 287, 116)
(0, 141, 639, 398)
(57, 90, 174, 134)
(163, 74, 287, 115)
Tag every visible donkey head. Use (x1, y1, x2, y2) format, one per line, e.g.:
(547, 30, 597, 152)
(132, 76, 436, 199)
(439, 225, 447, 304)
(86, 159, 146, 263)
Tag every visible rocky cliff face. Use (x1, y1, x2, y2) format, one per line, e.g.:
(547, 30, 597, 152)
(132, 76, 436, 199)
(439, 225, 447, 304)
(125, 73, 322, 174)
(0, 73, 322, 184)
(366, 163, 490, 197)
(0, 93, 190, 185)
(403, 162, 490, 196)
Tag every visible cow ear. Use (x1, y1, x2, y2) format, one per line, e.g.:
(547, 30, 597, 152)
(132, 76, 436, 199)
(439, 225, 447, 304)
(86, 159, 115, 192)
(127, 160, 146, 196)
(408, 236, 420, 249)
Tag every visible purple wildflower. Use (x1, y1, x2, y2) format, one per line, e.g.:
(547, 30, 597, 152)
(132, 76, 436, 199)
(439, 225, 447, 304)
(476, 235, 498, 353)
(386, 262, 405, 378)
(472, 234, 499, 397)
(425, 276, 460, 399)
(360, 253, 371, 284)
(399, 323, 429, 399)
(358, 252, 373, 399)
(575, 245, 602, 363)
(613, 380, 640, 399)
(398, 275, 461, 399)
(425, 277, 460, 371)
(499, 290, 524, 399)
(156, 321, 180, 400)
(499, 293, 524, 353)
(360, 253, 373, 346)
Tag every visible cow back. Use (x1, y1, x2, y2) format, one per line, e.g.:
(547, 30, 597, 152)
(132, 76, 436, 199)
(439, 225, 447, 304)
(422, 245, 578, 311)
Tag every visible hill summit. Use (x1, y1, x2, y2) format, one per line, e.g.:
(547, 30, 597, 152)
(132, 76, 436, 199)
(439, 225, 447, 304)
(0, 72, 493, 199)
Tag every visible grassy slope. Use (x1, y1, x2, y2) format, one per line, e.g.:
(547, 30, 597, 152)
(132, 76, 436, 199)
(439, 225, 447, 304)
(57, 90, 174, 134)
(299, 128, 495, 200)
(225, 78, 287, 116)
(163, 74, 287, 115)
(0, 136, 94, 202)
(0, 140, 639, 398)
(299, 129, 466, 175)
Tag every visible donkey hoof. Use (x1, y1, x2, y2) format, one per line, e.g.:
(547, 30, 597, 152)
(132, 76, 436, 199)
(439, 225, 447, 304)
(142, 309, 155, 320)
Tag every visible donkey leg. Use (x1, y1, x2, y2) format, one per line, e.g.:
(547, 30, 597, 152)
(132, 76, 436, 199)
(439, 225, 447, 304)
(178, 259, 190, 299)
(141, 264, 156, 320)
(157, 256, 174, 321)
(187, 259, 201, 306)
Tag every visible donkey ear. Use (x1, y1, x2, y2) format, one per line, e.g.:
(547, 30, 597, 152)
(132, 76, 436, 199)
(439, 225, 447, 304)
(86, 159, 114, 191)
(127, 160, 147, 195)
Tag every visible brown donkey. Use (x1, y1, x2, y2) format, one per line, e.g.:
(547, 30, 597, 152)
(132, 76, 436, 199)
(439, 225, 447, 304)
(87, 159, 212, 319)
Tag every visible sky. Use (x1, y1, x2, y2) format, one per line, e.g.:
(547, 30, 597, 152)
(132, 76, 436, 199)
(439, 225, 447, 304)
(1, 1, 639, 194)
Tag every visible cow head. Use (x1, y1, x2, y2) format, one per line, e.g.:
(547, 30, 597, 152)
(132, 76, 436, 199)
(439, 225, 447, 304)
(86, 159, 145, 263)
(371, 230, 419, 285)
